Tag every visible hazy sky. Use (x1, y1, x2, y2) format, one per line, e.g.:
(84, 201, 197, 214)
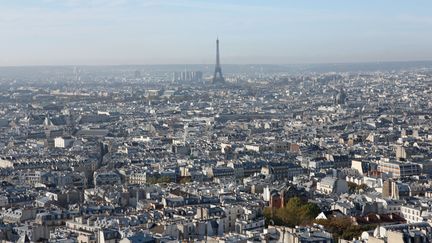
(1, 0, 432, 66)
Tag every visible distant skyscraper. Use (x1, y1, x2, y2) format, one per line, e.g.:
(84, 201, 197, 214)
(172, 71, 203, 82)
(212, 38, 225, 84)
(192, 71, 203, 81)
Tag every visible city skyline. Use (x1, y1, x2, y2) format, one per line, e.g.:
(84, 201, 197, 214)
(2, 2, 432, 241)
(1, 0, 432, 66)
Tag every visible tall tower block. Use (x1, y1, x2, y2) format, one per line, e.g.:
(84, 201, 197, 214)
(212, 38, 225, 84)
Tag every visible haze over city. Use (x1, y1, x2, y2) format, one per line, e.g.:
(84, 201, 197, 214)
(1, 0, 432, 65)
(2, 1, 432, 243)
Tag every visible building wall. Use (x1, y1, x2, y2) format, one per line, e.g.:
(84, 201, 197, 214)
(386, 231, 406, 243)
(400, 206, 424, 223)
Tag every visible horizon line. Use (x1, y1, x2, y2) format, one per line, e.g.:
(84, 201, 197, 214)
(1, 59, 432, 68)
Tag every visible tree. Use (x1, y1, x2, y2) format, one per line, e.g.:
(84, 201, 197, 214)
(347, 182, 357, 193)
(358, 184, 368, 191)
(347, 182, 369, 193)
(146, 176, 172, 184)
(179, 177, 192, 184)
(158, 176, 172, 184)
(263, 197, 321, 227)
(315, 217, 375, 240)
(301, 203, 321, 220)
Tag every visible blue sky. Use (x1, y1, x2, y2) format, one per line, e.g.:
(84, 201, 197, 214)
(1, 0, 432, 65)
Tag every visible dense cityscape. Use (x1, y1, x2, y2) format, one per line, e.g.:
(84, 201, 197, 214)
(1, 36, 432, 243)
(3, 0, 432, 241)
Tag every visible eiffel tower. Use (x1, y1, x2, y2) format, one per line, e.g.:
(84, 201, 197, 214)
(212, 38, 225, 84)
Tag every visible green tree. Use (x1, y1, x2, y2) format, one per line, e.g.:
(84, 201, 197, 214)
(315, 217, 375, 240)
(146, 177, 157, 184)
(158, 176, 171, 184)
(179, 177, 191, 184)
(347, 182, 369, 193)
(358, 184, 368, 191)
(263, 197, 321, 227)
(301, 203, 321, 220)
(347, 182, 357, 193)
(146, 176, 172, 184)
